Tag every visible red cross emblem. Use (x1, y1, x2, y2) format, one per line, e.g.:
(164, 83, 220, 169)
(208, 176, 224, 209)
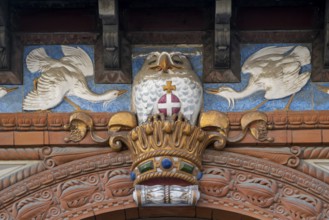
(158, 93, 181, 116)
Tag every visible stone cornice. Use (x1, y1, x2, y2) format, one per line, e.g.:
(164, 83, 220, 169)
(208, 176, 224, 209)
(0, 110, 325, 131)
(0, 111, 326, 147)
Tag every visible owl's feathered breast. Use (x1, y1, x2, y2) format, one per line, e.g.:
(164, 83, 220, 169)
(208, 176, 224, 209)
(133, 76, 202, 125)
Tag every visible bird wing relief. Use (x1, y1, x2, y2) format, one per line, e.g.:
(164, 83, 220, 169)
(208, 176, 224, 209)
(60, 45, 94, 77)
(23, 70, 71, 111)
(26, 47, 57, 73)
(204, 45, 313, 112)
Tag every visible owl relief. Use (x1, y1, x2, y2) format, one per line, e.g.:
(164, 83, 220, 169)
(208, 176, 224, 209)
(132, 52, 203, 125)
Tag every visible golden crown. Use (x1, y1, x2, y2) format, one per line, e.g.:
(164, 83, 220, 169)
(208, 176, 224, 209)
(107, 113, 228, 186)
(63, 111, 272, 187)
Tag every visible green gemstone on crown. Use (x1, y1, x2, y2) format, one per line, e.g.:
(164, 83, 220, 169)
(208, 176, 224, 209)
(138, 160, 154, 173)
(180, 162, 194, 174)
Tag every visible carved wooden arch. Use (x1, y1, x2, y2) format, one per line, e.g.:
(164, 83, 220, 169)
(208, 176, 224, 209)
(0, 150, 329, 220)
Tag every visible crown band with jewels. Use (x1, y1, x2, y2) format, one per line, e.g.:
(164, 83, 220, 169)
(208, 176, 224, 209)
(125, 114, 226, 185)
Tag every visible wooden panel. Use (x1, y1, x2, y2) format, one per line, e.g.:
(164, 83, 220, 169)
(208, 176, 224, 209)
(235, 7, 320, 30)
(15, 9, 97, 32)
(119, 0, 214, 32)
(121, 8, 212, 31)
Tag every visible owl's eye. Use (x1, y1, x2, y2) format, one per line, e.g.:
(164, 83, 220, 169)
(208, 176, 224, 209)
(171, 55, 183, 65)
(147, 55, 157, 65)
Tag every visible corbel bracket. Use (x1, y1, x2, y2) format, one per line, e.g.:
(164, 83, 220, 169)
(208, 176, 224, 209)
(98, 0, 131, 83)
(99, 0, 119, 69)
(214, 0, 231, 68)
(204, 0, 239, 83)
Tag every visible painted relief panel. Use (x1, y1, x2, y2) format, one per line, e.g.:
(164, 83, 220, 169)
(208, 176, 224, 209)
(0, 45, 130, 113)
(1, 43, 329, 113)
(204, 44, 325, 112)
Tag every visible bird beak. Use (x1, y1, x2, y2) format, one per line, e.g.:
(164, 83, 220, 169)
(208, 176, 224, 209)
(158, 53, 171, 73)
(149, 52, 182, 72)
(317, 85, 329, 93)
(5, 87, 18, 93)
(117, 90, 127, 96)
(206, 88, 218, 95)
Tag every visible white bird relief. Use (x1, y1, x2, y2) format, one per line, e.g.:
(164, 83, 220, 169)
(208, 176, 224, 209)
(207, 46, 311, 110)
(23, 46, 126, 111)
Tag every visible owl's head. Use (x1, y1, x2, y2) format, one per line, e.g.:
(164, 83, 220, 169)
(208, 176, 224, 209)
(134, 52, 194, 82)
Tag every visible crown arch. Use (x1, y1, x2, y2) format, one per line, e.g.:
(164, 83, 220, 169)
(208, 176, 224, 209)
(0, 149, 328, 220)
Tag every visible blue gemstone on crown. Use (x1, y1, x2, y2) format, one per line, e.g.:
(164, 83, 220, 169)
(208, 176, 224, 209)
(197, 171, 203, 180)
(130, 172, 136, 181)
(161, 158, 172, 169)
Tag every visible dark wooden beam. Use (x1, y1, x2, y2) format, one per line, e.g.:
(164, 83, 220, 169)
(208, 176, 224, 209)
(0, 0, 22, 84)
(97, 0, 131, 83)
(214, 0, 231, 68)
(204, 0, 241, 83)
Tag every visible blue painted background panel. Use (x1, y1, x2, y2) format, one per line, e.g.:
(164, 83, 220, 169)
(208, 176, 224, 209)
(0, 43, 328, 113)
(0, 86, 23, 112)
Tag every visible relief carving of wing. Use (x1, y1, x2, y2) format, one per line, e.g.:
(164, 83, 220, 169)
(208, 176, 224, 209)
(23, 67, 72, 111)
(26, 47, 57, 73)
(60, 46, 94, 77)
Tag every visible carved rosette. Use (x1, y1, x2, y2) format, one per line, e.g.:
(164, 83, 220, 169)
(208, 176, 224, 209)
(12, 190, 54, 220)
(199, 168, 232, 197)
(103, 169, 134, 198)
(13, 198, 52, 220)
(236, 178, 278, 208)
(281, 194, 323, 220)
(57, 178, 99, 209)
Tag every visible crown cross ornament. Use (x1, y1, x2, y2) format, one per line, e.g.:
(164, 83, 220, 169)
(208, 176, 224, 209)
(163, 81, 176, 93)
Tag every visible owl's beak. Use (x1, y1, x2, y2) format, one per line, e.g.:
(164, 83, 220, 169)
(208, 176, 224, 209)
(158, 53, 172, 73)
(5, 87, 18, 93)
(149, 52, 182, 73)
